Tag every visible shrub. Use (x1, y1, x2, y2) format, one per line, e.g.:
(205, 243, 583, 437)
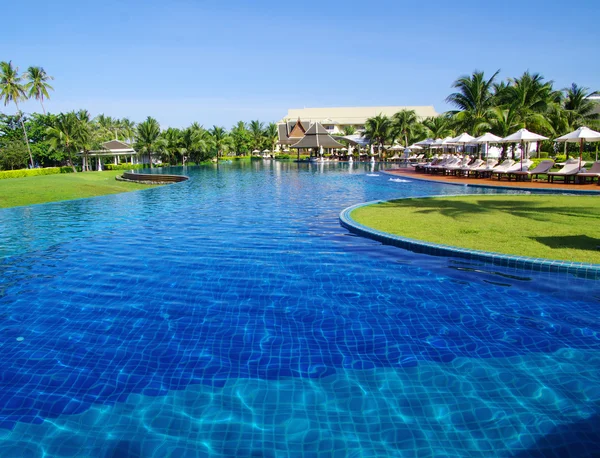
(0, 167, 63, 180)
(104, 163, 147, 171)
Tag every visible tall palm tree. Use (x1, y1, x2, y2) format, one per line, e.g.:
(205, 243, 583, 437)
(488, 106, 523, 160)
(248, 120, 265, 153)
(208, 126, 232, 161)
(422, 115, 454, 139)
(562, 83, 599, 128)
(446, 70, 500, 135)
(46, 111, 82, 172)
(161, 127, 182, 164)
(120, 118, 136, 145)
(264, 123, 278, 155)
(135, 116, 162, 167)
(0, 61, 34, 167)
(230, 121, 250, 156)
(24, 66, 54, 114)
(391, 109, 419, 148)
(364, 114, 391, 155)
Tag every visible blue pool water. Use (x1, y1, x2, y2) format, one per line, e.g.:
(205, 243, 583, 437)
(0, 161, 599, 457)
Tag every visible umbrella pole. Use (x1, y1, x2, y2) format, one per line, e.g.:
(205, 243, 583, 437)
(580, 138, 583, 169)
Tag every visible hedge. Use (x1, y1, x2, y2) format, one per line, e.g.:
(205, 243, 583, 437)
(0, 167, 75, 180)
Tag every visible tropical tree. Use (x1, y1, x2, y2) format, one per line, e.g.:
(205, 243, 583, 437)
(248, 120, 265, 153)
(135, 116, 162, 167)
(264, 122, 278, 155)
(504, 71, 557, 133)
(46, 111, 82, 172)
(342, 125, 356, 135)
(120, 118, 136, 145)
(562, 83, 599, 128)
(391, 109, 419, 148)
(162, 127, 182, 164)
(364, 114, 391, 154)
(24, 66, 54, 114)
(422, 115, 454, 139)
(446, 70, 499, 135)
(230, 121, 251, 156)
(208, 126, 232, 160)
(0, 61, 34, 167)
(487, 106, 523, 160)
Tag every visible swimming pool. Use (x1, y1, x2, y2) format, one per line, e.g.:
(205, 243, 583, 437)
(0, 161, 598, 457)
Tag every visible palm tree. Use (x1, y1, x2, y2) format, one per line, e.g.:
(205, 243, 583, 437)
(46, 111, 82, 172)
(120, 118, 136, 145)
(248, 120, 265, 153)
(208, 126, 232, 161)
(392, 109, 419, 148)
(488, 106, 523, 160)
(562, 83, 599, 128)
(446, 70, 500, 135)
(0, 61, 34, 167)
(422, 115, 454, 139)
(342, 125, 356, 135)
(230, 121, 251, 156)
(162, 127, 182, 164)
(264, 123, 278, 155)
(364, 114, 391, 155)
(135, 116, 162, 167)
(24, 66, 54, 114)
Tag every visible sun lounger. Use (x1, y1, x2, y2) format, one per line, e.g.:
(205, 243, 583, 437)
(424, 157, 458, 174)
(467, 159, 498, 177)
(456, 158, 484, 176)
(443, 156, 471, 175)
(508, 160, 554, 181)
(477, 159, 514, 178)
(547, 161, 586, 184)
(576, 161, 600, 184)
(494, 160, 533, 180)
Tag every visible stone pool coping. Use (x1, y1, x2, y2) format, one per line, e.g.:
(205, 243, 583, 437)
(339, 196, 600, 280)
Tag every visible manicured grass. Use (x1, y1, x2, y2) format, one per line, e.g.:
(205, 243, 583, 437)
(0, 170, 160, 208)
(351, 195, 600, 264)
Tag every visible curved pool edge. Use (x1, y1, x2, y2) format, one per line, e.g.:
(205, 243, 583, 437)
(339, 197, 600, 280)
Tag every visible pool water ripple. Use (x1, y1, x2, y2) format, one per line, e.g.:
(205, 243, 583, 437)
(0, 162, 599, 457)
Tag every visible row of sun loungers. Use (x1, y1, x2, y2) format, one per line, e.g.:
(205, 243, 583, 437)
(413, 155, 600, 184)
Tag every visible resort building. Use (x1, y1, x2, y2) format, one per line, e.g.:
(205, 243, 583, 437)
(277, 106, 438, 147)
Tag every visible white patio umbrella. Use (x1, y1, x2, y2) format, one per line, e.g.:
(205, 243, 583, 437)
(408, 144, 423, 150)
(500, 128, 548, 171)
(452, 133, 476, 155)
(414, 138, 434, 146)
(474, 132, 502, 159)
(389, 144, 404, 151)
(555, 126, 600, 166)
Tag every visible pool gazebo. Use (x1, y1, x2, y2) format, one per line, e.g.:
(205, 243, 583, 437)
(83, 140, 137, 171)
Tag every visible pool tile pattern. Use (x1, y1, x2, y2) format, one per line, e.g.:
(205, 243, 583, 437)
(0, 162, 598, 457)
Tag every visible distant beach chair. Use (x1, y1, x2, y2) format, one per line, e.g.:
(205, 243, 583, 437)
(508, 159, 554, 181)
(547, 161, 586, 183)
(576, 161, 600, 184)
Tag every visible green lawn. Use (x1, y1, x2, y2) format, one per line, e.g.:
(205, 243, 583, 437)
(0, 171, 160, 208)
(351, 195, 600, 264)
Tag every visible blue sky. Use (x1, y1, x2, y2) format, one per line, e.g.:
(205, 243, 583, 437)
(3, 0, 599, 128)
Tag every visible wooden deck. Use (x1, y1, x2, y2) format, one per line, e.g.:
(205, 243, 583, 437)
(385, 167, 600, 193)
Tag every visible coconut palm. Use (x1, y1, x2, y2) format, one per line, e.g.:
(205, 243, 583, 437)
(135, 116, 162, 167)
(391, 109, 419, 149)
(446, 70, 500, 135)
(230, 121, 251, 156)
(342, 125, 356, 135)
(264, 123, 278, 155)
(562, 83, 599, 128)
(0, 61, 34, 167)
(248, 120, 265, 153)
(120, 118, 136, 145)
(24, 66, 54, 114)
(162, 127, 182, 164)
(364, 114, 391, 155)
(46, 111, 82, 172)
(208, 126, 233, 161)
(422, 115, 454, 139)
(488, 106, 523, 160)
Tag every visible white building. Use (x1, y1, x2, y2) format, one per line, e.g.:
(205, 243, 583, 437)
(277, 105, 438, 147)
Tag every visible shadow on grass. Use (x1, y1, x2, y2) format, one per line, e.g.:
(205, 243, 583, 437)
(531, 235, 600, 252)
(379, 198, 600, 223)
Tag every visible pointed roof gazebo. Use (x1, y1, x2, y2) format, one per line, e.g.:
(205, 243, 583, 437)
(290, 122, 344, 160)
(81, 140, 137, 171)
